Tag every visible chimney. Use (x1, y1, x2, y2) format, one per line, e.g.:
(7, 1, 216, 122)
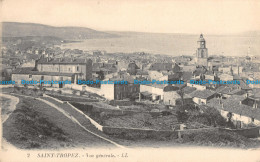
(221, 103, 224, 108)
(71, 55, 74, 62)
(239, 101, 242, 105)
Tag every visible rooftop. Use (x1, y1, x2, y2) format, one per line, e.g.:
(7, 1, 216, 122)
(12, 67, 75, 77)
(37, 57, 92, 64)
(189, 89, 215, 99)
(207, 96, 260, 120)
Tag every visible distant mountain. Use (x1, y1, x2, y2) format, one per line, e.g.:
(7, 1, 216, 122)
(2, 22, 118, 39)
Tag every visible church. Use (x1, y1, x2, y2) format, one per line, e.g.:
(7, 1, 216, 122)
(194, 34, 208, 67)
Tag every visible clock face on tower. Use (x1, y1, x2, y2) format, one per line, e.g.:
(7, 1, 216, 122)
(201, 42, 204, 45)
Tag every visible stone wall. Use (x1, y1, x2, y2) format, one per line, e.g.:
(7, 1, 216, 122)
(220, 127, 260, 138)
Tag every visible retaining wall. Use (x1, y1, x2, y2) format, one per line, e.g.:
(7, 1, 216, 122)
(220, 127, 260, 138)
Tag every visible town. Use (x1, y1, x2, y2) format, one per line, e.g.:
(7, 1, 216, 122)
(1, 31, 260, 149)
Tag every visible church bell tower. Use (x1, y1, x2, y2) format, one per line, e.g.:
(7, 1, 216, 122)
(197, 34, 208, 58)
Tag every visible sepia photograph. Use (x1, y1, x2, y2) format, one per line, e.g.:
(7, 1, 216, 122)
(1, 0, 260, 161)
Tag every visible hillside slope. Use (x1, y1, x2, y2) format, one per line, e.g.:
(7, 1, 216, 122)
(2, 22, 118, 39)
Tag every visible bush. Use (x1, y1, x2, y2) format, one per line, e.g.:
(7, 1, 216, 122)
(176, 110, 188, 123)
(72, 90, 77, 95)
(29, 141, 41, 148)
(187, 107, 227, 127)
(181, 129, 253, 148)
(80, 91, 85, 96)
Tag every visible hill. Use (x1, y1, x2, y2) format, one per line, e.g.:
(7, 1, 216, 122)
(2, 22, 118, 39)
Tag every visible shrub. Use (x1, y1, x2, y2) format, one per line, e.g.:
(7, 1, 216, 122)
(187, 107, 227, 127)
(176, 110, 188, 123)
(72, 90, 77, 95)
(80, 91, 85, 96)
(57, 90, 62, 94)
(29, 141, 41, 148)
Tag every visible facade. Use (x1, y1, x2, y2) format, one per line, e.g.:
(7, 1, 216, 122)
(11, 56, 93, 88)
(140, 84, 165, 101)
(36, 56, 92, 81)
(207, 96, 260, 128)
(163, 85, 181, 106)
(100, 75, 140, 100)
(189, 89, 215, 105)
(12, 67, 74, 88)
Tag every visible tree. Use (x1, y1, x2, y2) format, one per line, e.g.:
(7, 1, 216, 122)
(187, 107, 227, 127)
(176, 110, 189, 123)
(33, 87, 38, 95)
(97, 70, 105, 80)
(177, 88, 184, 108)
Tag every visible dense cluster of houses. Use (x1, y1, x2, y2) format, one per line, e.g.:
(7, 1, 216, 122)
(6, 34, 260, 128)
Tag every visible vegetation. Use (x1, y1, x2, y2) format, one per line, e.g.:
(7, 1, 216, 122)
(3, 99, 70, 149)
(179, 129, 260, 148)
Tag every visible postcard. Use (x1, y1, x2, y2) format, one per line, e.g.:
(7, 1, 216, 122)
(1, 0, 260, 161)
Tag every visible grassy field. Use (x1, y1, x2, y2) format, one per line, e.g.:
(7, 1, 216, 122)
(0, 96, 12, 116)
(2, 96, 115, 149)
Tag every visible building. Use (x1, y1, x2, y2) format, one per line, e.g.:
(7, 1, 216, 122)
(163, 85, 181, 106)
(36, 56, 92, 81)
(149, 63, 180, 72)
(100, 74, 140, 100)
(189, 89, 215, 105)
(11, 55, 93, 88)
(194, 34, 208, 67)
(127, 61, 139, 75)
(207, 96, 260, 128)
(12, 67, 74, 88)
(140, 84, 165, 101)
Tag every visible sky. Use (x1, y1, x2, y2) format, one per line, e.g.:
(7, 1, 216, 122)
(1, 0, 260, 34)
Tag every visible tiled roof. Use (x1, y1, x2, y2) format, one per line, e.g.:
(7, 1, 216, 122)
(136, 70, 149, 75)
(207, 97, 260, 120)
(12, 67, 75, 77)
(239, 79, 251, 90)
(249, 91, 260, 100)
(109, 74, 135, 84)
(216, 83, 250, 94)
(37, 57, 92, 64)
(163, 85, 179, 92)
(182, 72, 193, 81)
(182, 86, 196, 94)
(149, 63, 173, 71)
(189, 89, 215, 99)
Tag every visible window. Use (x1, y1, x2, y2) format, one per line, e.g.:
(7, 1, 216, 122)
(252, 118, 255, 123)
(77, 66, 80, 71)
(29, 75, 32, 78)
